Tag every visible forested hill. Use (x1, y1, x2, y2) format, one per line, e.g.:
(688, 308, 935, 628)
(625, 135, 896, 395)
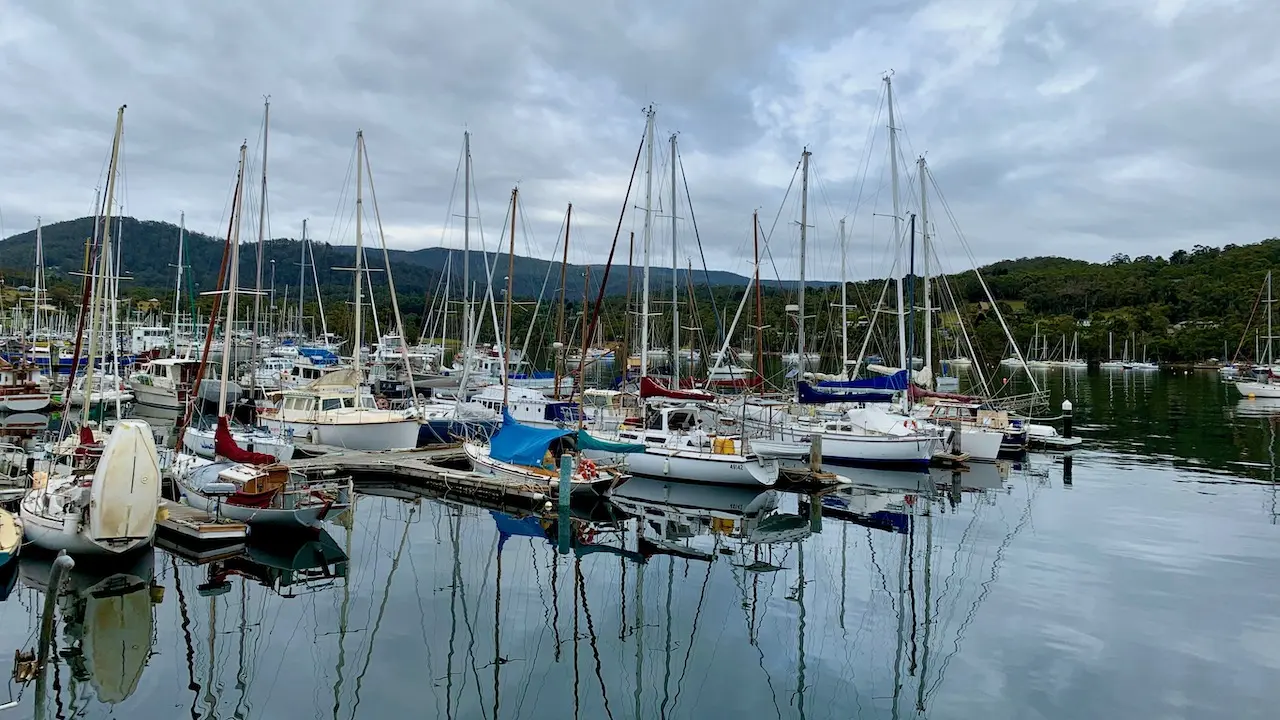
(0, 216, 759, 299)
(3, 216, 1279, 362)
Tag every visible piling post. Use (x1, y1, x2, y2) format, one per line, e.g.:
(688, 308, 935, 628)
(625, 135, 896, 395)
(37, 552, 74, 667)
(809, 434, 823, 473)
(558, 454, 574, 508)
(1062, 399, 1073, 439)
(951, 420, 962, 455)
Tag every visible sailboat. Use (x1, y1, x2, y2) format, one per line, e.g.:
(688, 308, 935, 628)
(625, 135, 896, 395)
(464, 411, 635, 496)
(590, 110, 780, 486)
(0, 358, 50, 412)
(173, 420, 351, 528)
(1237, 271, 1280, 397)
(21, 109, 162, 556)
(21, 420, 162, 554)
(1099, 332, 1125, 369)
(183, 106, 295, 462)
(257, 131, 419, 450)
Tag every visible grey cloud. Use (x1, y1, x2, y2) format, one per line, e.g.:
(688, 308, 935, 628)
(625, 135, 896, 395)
(1, 0, 1276, 284)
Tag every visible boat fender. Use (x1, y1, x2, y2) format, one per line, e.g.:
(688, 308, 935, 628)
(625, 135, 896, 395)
(663, 457, 670, 475)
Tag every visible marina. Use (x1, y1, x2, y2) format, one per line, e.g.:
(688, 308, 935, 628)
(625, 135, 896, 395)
(0, 8, 1277, 716)
(0, 370, 1271, 718)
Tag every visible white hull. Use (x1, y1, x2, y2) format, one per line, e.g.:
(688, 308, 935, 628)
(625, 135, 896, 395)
(0, 395, 51, 412)
(69, 390, 135, 406)
(19, 510, 151, 555)
(1236, 381, 1280, 399)
(179, 485, 338, 529)
(951, 426, 1005, 461)
(129, 385, 184, 418)
(775, 425, 939, 466)
(260, 416, 419, 450)
(587, 446, 778, 487)
(747, 439, 810, 460)
(20, 420, 161, 555)
(182, 425, 295, 462)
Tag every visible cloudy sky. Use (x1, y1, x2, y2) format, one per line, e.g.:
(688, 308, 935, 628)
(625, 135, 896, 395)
(1, 0, 1276, 281)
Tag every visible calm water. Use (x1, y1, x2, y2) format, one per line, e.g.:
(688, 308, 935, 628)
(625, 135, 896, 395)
(1, 368, 1278, 719)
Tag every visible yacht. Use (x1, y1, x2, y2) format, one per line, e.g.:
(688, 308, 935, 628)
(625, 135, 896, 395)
(258, 368, 419, 449)
(129, 357, 201, 419)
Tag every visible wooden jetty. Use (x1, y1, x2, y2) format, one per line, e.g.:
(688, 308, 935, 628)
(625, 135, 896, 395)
(290, 444, 557, 506)
(156, 499, 248, 544)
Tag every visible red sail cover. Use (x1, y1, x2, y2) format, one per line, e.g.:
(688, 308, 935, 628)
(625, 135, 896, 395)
(214, 416, 277, 465)
(639, 376, 716, 401)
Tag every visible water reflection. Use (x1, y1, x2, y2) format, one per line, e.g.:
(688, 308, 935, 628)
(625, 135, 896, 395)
(19, 549, 157, 706)
(5, 370, 1280, 717)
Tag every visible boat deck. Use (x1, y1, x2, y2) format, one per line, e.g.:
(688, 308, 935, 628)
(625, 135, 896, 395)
(157, 499, 249, 543)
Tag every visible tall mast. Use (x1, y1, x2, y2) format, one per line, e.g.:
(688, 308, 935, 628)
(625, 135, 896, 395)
(84, 105, 126, 411)
(297, 219, 307, 336)
(353, 131, 365, 380)
(553, 204, 572, 399)
(253, 98, 270, 355)
(886, 75, 908, 412)
(639, 106, 655, 378)
(33, 217, 43, 338)
(919, 156, 932, 383)
(463, 131, 472, 354)
(219, 142, 248, 416)
(670, 133, 680, 386)
(502, 187, 517, 408)
(753, 213, 765, 382)
(797, 148, 811, 378)
(1259, 271, 1269, 366)
(172, 212, 185, 355)
(839, 217, 848, 377)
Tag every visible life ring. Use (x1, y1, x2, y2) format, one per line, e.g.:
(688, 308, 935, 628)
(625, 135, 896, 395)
(579, 458, 598, 480)
(376, 397, 389, 410)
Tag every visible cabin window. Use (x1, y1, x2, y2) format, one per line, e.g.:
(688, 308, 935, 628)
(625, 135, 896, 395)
(321, 398, 342, 411)
(361, 396, 375, 409)
(343, 397, 356, 408)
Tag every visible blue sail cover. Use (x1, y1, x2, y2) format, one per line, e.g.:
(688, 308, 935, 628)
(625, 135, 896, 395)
(797, 381, 894, 405)
(488, 410, 574, 465)
(298, 347, 341, 366)
(816, 369, 909, 391)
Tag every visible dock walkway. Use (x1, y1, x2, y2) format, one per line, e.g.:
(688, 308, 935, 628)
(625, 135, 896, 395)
(290, 443, 557, 505)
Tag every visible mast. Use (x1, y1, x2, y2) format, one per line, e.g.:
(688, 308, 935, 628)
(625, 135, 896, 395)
(502, 187, 517, 408)
(354, 131, 365, 380)
(670, 133, 680, 386)
(754, 213, 765, 382)
(218, 143, 248, 416)
(297, 219, 307, 337)
(886, 75, 909, 406)
(33, 217, 44, 340)
(554, 204, 572, 399)
(172, 212, 185, 355)
(797, 148, 811, 378)
(83, 105, 126, 412)
(919, 156, 932, 381)
(639, 106, 655, 378)
(253, 97, 270, 356)
(1259, 271, 1269, 366)
(463, 131, 472, 357)
(839, 217, 848, 377)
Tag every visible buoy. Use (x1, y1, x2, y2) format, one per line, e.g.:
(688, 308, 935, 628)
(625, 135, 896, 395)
(1250, 393, 1257, 399)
